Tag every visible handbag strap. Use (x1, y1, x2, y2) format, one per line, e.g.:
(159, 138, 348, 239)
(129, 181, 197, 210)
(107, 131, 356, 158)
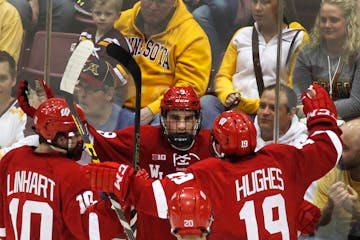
(285, 29, 302, 66)
(252, 27, 264, 96)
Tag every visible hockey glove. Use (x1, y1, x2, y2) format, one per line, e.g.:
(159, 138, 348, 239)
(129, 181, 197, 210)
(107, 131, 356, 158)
(85, 162, 135, 202)
(301, 84, 337, 131)
(17, 79, 55, 118)
(297, 200, 321, 235)
(17, 80, 36, 118)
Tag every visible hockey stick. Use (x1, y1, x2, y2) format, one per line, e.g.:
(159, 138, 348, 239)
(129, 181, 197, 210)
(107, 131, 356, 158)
(107, 43, 142, 236)
(59, 40, 136, 240)
(106, 43, 141, 170)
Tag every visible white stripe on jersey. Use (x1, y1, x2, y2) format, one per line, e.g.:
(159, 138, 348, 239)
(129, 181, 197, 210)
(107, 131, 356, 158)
(89, 212, 100, 240)
(0, 227, 5, 237)
(152, 180, 168, 219)
(312, 130, 343, 164)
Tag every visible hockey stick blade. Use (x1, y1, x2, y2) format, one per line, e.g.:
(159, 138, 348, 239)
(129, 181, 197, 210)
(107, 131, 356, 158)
(60, 40, 94, 94)
(106, 43, 141, 90)
(60, 41, 136, 240)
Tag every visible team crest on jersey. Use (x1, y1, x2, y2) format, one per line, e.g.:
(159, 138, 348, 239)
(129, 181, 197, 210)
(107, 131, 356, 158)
(173, 153, 200, 171)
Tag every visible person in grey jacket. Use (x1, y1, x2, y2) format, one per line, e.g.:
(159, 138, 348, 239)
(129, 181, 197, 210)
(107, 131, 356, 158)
(293, 0, 360, 121)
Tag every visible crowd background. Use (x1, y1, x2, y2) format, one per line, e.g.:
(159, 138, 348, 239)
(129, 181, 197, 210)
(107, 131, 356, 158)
(1, 0, 360, 239)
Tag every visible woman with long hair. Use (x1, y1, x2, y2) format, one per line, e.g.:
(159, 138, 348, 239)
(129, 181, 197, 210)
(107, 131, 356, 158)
(293, 0, 360, 121)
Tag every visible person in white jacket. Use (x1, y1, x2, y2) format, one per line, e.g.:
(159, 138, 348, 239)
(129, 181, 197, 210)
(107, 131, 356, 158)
(254, 84, 317, 201)
(0, 51, 38, 160)
(255, 84, 308, 151)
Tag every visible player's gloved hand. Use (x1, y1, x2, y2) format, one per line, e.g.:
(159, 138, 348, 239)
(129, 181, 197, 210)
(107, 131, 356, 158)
(17, 80, 37, 118)
(136, 168, 149, 180)
(17, 79, 55, 118)
(37, 78, 55, 99)
(297, 200, 321, 236)
(85, 162, 135, 202)
(301, 84, 337, 130)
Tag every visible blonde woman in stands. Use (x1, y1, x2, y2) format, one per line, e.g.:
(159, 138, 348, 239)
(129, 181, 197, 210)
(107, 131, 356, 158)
(293, 0, 360, 121)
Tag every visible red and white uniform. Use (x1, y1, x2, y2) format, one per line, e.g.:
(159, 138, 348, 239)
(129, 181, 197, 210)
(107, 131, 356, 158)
(0, 146, 125, 239)
(124, 129, 342, 239)
(89, 125, 212, 240)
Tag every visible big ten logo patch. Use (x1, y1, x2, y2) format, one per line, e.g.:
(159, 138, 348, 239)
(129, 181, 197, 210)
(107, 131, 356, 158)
(152, 154, 166, 161)
(241, 140, 248, 149)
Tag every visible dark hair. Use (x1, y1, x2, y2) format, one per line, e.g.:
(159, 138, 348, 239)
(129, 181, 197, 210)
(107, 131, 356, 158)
(262, 84, 297, 111)
(0, 50, 16, 78)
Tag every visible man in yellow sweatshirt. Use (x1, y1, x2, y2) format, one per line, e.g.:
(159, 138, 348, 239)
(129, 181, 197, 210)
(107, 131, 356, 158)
(114, 0, 211, 126)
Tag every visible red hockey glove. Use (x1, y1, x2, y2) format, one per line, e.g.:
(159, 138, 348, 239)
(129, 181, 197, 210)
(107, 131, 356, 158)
(17, 79, 55, 118)
(136, 168, 150, 180)
(297, 200, 321, 235)
(301, 84, 337, 130)
(37, 78, 55, 99)
(85, 162, 135, 202)
(17, 80, 36, 118)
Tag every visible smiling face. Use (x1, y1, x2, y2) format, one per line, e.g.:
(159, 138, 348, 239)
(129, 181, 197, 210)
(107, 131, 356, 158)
(257, 89, 293, 140)
(319, 3, 346, 44)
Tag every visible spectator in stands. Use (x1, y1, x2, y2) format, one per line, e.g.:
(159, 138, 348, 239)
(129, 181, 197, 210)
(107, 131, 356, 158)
(293, 0, 360, 121)
(114, 0, 211, 126)
(184, 0, 252, 73)
(255, 84, 307, 151)
(77, 57, 127, 131)
(79, 0, 131, 59)
(0, 0, 23, 64)
(8, 0, 75, 32)
(200, 0, 309, 129)
(313, 117, 360, 239)
(0, 51, 37, 160)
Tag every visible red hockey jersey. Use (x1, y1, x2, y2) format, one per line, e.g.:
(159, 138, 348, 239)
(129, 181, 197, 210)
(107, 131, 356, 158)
(0, 146, 124, 239)
(124, 129, 343, 239)
(89, 125, 213, 240)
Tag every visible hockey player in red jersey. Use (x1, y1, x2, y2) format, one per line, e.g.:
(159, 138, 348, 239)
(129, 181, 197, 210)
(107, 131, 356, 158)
(84, 86, 214, 239)
(0, 98, 125, 239)
(86, 84, 344, 239)
(169, 186, 213, 240)
(17, 83, 214, 239)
